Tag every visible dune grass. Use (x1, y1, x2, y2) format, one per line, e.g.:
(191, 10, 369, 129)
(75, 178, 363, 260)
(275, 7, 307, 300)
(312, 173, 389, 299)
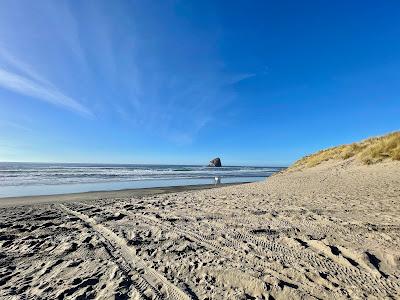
(289, 131, 400, 170)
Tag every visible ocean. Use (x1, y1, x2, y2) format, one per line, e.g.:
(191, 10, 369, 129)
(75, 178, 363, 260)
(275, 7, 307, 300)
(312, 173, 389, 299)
(0, 162, 284, 198)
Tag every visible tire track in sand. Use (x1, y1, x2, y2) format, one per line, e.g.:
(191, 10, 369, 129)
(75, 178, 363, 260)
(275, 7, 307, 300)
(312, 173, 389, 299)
(198, 217, 400, 297)
(164, 202, 400, 297)
(80, 202, 329, 299)
(59, 204, 192, 300)
(126, 207, 400, 298)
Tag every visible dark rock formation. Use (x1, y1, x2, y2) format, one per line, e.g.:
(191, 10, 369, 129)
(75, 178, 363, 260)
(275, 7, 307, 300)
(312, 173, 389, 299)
(209, 157, 222, 167)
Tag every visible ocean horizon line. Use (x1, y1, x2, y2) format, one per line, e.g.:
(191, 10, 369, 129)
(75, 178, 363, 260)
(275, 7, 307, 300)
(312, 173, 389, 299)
(0, 161, 288, 168)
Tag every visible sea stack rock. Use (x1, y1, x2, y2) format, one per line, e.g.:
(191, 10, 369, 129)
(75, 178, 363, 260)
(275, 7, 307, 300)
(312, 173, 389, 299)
(209, 157, 222, 167)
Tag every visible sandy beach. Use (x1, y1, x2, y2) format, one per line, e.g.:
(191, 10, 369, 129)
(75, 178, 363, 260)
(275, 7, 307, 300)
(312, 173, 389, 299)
(1, 158, 399, 299)
(1, 2, 400, 299)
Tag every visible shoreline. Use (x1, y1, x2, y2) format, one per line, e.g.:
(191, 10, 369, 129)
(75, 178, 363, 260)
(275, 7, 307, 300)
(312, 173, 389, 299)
(0, 176, 267, 199)
(0, 182, 248, 208)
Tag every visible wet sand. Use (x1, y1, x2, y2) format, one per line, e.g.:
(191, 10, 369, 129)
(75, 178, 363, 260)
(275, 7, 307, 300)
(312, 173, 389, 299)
(0, 183, 243, 208)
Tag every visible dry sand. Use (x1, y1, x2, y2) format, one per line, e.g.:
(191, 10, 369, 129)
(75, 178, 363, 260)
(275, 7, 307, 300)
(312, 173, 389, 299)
(0, 160, 399, 299)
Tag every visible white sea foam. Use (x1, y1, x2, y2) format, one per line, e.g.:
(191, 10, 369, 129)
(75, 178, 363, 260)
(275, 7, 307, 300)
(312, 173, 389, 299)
(0, 163, 283, 186)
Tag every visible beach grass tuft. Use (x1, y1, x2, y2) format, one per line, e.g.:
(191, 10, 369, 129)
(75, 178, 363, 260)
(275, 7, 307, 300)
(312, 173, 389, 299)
(290, 131, 400, 170)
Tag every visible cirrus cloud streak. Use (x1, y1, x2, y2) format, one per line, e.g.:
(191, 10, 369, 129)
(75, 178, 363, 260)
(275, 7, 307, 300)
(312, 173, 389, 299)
(0, 67, 93, 118)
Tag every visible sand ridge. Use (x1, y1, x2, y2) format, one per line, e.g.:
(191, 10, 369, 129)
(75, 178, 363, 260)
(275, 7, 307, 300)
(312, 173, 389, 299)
(0, 160, 399, 299)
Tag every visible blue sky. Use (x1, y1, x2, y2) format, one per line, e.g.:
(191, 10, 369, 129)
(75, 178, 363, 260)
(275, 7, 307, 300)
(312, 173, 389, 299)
(0, 1, 399, 166)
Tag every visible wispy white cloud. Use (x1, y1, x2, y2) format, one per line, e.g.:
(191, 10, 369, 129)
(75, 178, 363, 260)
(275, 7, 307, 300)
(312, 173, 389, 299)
(0, 47, 55, 88)
(226, 73, 256, 85)
(0, 120, 32, 132)
(0, 67, 93, 117)
(0, 43, 92, 118)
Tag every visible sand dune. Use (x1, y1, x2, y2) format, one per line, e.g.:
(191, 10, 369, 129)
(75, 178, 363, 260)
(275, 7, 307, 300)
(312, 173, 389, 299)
(1, 159, 400, 299)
